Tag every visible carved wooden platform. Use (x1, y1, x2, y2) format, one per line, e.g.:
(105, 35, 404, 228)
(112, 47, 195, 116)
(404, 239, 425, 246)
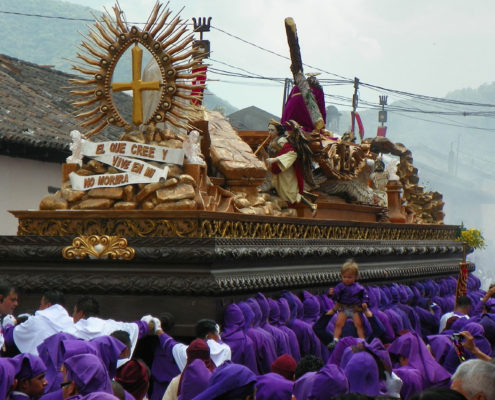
(11, 210, 456, 240)
(0, 221, 467, 336)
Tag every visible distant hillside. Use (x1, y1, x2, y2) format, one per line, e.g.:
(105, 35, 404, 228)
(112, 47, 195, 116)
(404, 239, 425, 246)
(0, 0, 234, 113)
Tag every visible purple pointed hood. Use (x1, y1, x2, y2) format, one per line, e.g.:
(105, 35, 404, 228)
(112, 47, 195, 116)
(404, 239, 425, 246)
(238, 301, 255, 332)
(309, 363, 348, 400)
(191, 363, 256, 400)
(277, 298, 291, 325)
(90, 335, 126, 379)
(292, 371, 317, 400)
(344, 352, 380, 396)
(328, 336, 359, 367)
(268, 298, 282, 327)
(464, 322, 485, 337)
(223, 303, 246, 339)
(64, 354, 112, 395)
(255, 293, 270, 324)
(61, 339, 99, 361)
(0, 358, 16, 400)
(427, 335, 453, 365)
(364, 338, 392, 370)
(388, 331, 451, 387)
(256, 372, 293, 400)
(11, 353, 47, 379)
(247, 298, 263, 327)
(302, 291, 320, 324)
(178, 359, 212, 400)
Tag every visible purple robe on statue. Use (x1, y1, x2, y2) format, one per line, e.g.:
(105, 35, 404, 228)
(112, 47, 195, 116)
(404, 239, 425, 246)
(178, 359, 212, 400)
(221, 303, 258, 374)
(270, 298, 300, 361)
(255, 372, 293, 400)
(150, 331, 181, 400)
(238, 301, 277, 374)
(388, 331, 451, 389)
(281, 84, 326, 132)
(344, 352, 380, 396)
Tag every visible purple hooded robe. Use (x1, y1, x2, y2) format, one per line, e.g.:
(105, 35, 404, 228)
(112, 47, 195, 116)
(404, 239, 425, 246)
(221, 303, 258, 374)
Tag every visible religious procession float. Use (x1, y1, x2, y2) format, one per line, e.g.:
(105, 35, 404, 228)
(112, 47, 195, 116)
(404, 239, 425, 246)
(1, 2, 468, 335)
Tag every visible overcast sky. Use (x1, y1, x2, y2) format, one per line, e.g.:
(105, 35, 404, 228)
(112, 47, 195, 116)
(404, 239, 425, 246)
(63, 0, 495, 117)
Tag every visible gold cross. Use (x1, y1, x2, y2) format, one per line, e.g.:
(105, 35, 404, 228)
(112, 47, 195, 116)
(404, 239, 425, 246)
(112, 44, 161, 126)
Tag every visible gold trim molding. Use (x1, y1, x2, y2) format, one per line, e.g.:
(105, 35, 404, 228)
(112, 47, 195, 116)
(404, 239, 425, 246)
(62, 235, 135, 260)
(15, 213, 458, 241)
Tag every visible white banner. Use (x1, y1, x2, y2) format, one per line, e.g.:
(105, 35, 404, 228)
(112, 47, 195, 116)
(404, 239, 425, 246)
(93, 154, 168, 182)
(81, 140, 184, 165)
(69, 167, 169, 190)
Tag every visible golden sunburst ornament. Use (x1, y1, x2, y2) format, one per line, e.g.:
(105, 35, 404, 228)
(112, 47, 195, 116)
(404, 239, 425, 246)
(70, 1, 205, 137)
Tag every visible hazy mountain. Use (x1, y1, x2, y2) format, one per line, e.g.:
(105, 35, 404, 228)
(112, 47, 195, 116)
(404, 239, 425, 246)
(0, 0, 234, 112)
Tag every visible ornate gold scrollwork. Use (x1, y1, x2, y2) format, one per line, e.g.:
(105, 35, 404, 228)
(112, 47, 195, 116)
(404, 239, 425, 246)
(62, 235, 135, 260)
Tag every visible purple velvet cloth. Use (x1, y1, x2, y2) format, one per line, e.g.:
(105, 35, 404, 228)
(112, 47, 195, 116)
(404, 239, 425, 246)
(221, 303, 258, 374)
(281, 84, 326, 132)
(309, 363, 348, 400)
(64, 354, 113, 395)
(255, 372, 293, 400)
(11, 353, 47, 379)
(178, 359, 212, 400)
(272, 298, 301, 361)
(344, 352, 380, 396)
(388, 331, 451, 389)
(191, 363, 256, 400)
(37, 332, 78, 394)
(0, 358, 16, 400)
(150, 331, 180, 400)
(332, 282, 368, 306)
(90, 336, 126, 379)
(238, 301, 277, 374)
(393, 365, 424, 400)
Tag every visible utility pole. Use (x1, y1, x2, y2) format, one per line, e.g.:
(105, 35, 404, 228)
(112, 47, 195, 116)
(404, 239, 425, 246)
(282, 78, 292, 116)
(351, 77, 359, 136)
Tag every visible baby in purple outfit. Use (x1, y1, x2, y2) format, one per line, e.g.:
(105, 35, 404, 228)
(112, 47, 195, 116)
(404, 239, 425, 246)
(328, 259, 368, 344)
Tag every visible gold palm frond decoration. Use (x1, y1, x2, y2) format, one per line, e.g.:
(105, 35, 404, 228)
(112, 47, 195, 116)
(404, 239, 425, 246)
(70, 1, 205, 138)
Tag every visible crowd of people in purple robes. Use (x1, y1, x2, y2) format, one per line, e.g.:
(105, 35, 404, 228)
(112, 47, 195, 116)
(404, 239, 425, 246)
(1, 271, 495, 400)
